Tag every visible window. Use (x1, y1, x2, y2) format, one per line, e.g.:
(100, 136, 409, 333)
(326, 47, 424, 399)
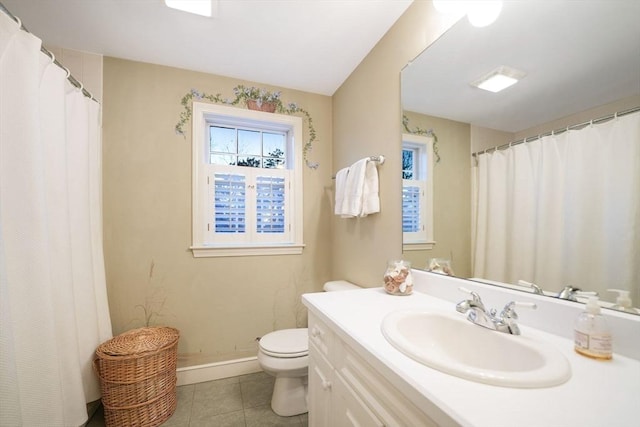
(402, 133, 434, 250)
(191, 102, 304, 257)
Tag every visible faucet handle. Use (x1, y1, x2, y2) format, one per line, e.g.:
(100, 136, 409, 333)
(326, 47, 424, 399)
(458, 286, 482, 303)
(499, 302, 536, 335)
(518, 280, 544, 295)
(576, 290, 598, 297)
(456, 287, 486, 313)
(501, 301, 537, 319)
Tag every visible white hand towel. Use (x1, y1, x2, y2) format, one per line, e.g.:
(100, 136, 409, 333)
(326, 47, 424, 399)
(360, 160, 380, 217)
(334, 167, 349, 216)
(341, 158, 369, 217)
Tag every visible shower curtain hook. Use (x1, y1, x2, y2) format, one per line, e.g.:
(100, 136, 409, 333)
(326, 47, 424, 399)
(49, 52, 55, 64)
(62, 66, 71, 78)
(15, 16, 22, 29)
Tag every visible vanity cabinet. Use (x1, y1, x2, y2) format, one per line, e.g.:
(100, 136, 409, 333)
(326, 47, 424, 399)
(304, 285, 640, 427)
(308, 313, 437, 427)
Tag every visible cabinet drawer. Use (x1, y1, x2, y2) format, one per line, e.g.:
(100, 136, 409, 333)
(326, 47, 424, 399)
(308, 343, 333, 427)
(308, 313, 334, 361)
(335, 343, 437, 427)
(333, 371, 385, 427)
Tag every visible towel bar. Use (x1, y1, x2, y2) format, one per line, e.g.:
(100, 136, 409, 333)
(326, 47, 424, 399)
(332, 155, 384, 179)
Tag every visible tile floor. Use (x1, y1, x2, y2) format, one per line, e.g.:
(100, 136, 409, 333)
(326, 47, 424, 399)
(87, 372, 308, 427)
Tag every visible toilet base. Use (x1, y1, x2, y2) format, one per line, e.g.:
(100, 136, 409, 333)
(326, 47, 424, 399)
(271, 375, 308, 417)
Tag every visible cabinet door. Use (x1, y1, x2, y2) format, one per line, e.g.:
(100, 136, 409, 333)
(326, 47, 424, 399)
(308, 344, 333, 427)
(309, 313, 334, 360)
(332, 373, 384, 427)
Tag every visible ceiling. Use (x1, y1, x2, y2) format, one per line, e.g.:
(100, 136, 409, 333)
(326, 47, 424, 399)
(1, 0, 413, 96)
(402, 0, 640, 133)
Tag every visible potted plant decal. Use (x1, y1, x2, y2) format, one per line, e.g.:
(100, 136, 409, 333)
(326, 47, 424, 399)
(176, 85, 319, 169)
(234, 86, 280, 112)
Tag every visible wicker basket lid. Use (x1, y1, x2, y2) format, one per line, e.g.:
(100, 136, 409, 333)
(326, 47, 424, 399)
(97, 327, 179, 357)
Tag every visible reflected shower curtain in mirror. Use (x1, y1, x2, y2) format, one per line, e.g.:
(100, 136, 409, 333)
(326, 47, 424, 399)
(0, 13, 112, 427)
(472, 111, 640, 304)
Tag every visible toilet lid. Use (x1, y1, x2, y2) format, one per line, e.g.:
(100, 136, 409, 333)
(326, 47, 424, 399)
(259, 328, 308, 358)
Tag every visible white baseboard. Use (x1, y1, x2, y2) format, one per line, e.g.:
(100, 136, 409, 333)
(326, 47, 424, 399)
(176, 356, 262, 386)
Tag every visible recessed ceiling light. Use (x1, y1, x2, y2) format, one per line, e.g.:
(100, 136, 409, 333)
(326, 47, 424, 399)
(470, 66, 526, 93)
(165, 0, 216, 17)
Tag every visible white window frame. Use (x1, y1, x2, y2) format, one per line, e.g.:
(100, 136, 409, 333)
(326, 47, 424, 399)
(402, 133, 435, 251)
(190, 102, 304, 257)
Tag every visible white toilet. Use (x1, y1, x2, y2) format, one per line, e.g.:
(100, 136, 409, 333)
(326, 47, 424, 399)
(257, 280, 360, 416)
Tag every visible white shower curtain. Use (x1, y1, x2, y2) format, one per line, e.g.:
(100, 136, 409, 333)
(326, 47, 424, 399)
(472, 110, 640, 303)
(0, 12, 112, 427)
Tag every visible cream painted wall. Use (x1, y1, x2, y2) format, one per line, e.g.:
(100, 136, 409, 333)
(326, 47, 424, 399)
(47, 46, 103, 101)
(331, 1, 460, 286)
(402, 112, 471, 277)
(514, 95, 640, 140)
(469, 95, 640, 155)
(102, 58, 332, 367)
(470, 125, 513, 154)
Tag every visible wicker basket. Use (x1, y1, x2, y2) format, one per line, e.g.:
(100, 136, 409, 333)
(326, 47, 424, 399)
(94, 327, 179, 427)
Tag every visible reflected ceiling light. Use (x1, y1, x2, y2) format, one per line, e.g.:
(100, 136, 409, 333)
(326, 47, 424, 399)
(471, 66, 526, 93)
(466, 1, 503, 27)
(165, 0, 216, 17)
(433, 0, 503, 28)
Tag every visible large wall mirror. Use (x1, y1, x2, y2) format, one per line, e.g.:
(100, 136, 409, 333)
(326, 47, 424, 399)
(401, 0, 640, 313)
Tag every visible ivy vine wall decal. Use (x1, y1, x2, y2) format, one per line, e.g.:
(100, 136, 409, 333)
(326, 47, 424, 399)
(402, 114, 441, 163)
(176, 86, 319, 169)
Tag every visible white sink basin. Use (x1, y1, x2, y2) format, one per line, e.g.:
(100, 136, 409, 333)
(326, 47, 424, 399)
(381, 309, 571, 388)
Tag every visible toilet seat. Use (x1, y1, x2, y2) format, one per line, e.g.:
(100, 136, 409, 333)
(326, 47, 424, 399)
(259, 328, 308, 358)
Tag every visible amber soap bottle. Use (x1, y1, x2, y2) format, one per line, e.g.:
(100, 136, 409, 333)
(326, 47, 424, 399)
(574, 297, 612, 360)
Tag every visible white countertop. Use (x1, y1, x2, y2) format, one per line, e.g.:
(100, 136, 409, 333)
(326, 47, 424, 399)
(302, 287, 640, 427)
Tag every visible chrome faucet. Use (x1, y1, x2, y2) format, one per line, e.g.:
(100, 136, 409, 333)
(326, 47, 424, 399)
(556, 285, 598, 301)
(455, 289, 494, 330)
(456, 287, 536, 335)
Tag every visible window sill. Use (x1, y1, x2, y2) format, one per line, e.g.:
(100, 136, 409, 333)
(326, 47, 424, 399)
(190, 243, 305, 258)
(402, 241, 436, 251)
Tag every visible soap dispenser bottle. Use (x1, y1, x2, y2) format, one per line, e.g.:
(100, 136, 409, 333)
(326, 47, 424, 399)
(608, 289, 640, 314)
(574, 296, 612, 360)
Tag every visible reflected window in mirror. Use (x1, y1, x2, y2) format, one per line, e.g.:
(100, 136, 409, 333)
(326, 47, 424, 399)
(402, 133, 435, 251)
